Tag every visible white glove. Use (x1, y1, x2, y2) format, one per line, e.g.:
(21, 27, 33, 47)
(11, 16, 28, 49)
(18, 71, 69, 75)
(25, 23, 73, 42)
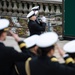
(41, 16, 47, 23)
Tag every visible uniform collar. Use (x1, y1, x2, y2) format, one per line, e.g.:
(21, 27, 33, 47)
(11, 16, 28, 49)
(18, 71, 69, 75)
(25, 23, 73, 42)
(0, 41, 5, 46)
(30, 20, 36, 22)
(29, 51, 36, 57)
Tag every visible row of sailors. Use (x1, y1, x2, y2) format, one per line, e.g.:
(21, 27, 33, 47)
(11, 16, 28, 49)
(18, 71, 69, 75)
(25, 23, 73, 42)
(0, 19, 75, 75)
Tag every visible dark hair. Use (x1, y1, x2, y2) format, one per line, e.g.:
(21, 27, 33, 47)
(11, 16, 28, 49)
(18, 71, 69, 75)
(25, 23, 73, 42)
(67, 52, 75, 59)
(0, 30, 4, 36)
(28, 45, 36, 49)
(37, 45, 55, 56)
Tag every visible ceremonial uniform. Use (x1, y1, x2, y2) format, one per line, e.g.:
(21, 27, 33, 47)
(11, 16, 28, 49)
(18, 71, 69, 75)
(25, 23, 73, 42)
(27, 11, 46, 36)
(0, 42, 29, 75)
(15, 50, 37, 75)
(28, 20, 46, 35)
(0, 19, 29, 75)
(26, 56, 75, 75)
(25, 32, 75, 75)
(15, 35, 39, 75)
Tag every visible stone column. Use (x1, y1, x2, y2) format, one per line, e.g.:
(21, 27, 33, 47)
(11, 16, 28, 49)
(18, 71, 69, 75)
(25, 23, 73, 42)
(17, 2, 23, 17)
(39, 3, 44, 15)
(59, 4, 63, 14)
(2, 0, 7, 16)
(0, 1, 2, 15)
(56, 4, 61, 15)
(50, 4, 55, 14)
(22, 2, 28, 18)
(29, 2, 33, 12)
(7, 1, 12, 16)
(44, 3, 50, 15)
(12, 1, 18, 17)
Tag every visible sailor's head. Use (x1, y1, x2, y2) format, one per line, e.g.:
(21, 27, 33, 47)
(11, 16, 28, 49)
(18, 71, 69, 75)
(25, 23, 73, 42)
(31, 6, 39, 16)
(36, 32, 58, 56)
(63, 40, 75, 59)
(27, 11, 37, 21)
(0, 19, 9, 41)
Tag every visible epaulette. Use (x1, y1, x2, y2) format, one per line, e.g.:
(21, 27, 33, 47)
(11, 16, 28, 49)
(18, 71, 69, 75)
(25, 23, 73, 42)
(18, 41, 27, 49)
(65, 57, 74, 64)
(51, 56, 58, 62)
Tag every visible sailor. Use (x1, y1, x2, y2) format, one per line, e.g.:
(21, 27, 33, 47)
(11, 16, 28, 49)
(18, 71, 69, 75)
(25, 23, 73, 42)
(27, 11, 46, 36)
(25, 32, 75, 75)
(10, 32, 39, 75)
(0, 19, 33, 75)
(63, 40, 75, 60)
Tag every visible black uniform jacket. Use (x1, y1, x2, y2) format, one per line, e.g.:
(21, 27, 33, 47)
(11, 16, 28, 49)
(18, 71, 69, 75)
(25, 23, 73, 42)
(15, 41, 37, 75)
(28, 20, 46, 36)
(15, 51, 37, 75)
(26, 56, 75, 75)
(0, 42, 29, 75)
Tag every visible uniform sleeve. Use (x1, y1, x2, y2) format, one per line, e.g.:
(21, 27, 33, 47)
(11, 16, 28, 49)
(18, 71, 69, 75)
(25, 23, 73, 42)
(32, 22, 46, 31)
(40, 22, 46, 32)
(54, 62, 75, 75)
(63, 56, 75, 67)
(7, 47, 30, 62)
(18, 41, 27, 53)
(50, 56, 75, 75)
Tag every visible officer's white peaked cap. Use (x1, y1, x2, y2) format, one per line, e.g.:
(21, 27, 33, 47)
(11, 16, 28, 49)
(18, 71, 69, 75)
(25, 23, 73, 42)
(24, 35, 39, 48)
(63, 40, 75, 53)
(36, 32, 58, 48)
(31, 6, 39, 11)
(0, 19, 9, 30)
(27, 11, 35, 18)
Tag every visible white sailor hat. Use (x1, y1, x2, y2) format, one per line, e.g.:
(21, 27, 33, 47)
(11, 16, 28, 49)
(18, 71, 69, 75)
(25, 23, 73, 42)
(24, 35, 39, 48)
(36, 32, 58, 48)
(27, 11, 35, 18)
(0, 19, 9, 31)
(31, 6, 39, 11)
(63, 40, 75, 53)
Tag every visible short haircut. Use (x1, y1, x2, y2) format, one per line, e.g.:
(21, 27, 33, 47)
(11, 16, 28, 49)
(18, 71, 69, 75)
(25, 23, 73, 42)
(37, 45, 55, 56)
(0, 30, 4, 36)
(67, 52, 75, 59)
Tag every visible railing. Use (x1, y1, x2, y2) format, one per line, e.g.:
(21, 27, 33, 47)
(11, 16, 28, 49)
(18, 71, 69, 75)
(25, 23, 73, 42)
(0, 0, 62, 17)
